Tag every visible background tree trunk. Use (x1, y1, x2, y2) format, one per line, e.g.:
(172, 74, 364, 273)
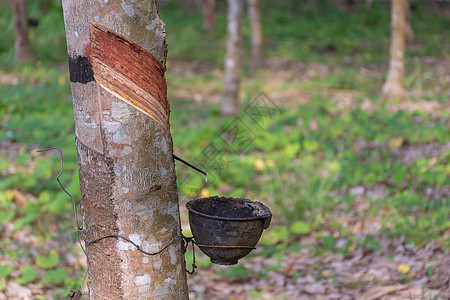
(248, 0, 263, 72)
(221, 0, 243, 117)
(11, 0, 35, 61)
(202, 0, 215, 34)
(428, 0, 439, 10)
(382, 0, 407, 101)
(405, 0, 414, 43)
(335, 0, 356, 12)
(61, 0, 189, 298)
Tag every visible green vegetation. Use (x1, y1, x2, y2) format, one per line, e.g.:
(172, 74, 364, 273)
(0, 0, 448, 298)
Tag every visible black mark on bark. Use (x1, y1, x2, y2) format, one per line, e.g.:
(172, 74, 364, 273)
(68, 55, 95, 83)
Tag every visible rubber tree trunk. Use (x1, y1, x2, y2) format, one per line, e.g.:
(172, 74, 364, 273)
(11, 0, 35, 61)
(382, 0, 407, 101)
(247, 0, 263, 72)
(61, 1, 188, 298)
(202, 0, 215, 34)
(221, 0, 243, 117)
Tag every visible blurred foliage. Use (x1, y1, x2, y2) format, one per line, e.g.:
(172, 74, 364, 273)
(0, 0, 67, 69)
(160, 0, 450, 65)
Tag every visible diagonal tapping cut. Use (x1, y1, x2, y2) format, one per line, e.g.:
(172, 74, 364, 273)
(86, 21, 170, 129)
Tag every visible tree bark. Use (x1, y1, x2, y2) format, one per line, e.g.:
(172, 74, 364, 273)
(247, 0, 263, 72)
(221, 0, 243, 117)
(61, 0, 188, 298)
(202, 0, 215, 34)
(382, 0, 407, 101)
(11, 0, 35, 61)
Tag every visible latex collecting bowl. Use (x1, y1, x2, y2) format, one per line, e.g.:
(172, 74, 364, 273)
(186, 196, 272, 265)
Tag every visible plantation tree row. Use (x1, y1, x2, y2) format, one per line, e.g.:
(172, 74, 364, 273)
(8, 0, 433, 109)
(220, 0, 411, 116)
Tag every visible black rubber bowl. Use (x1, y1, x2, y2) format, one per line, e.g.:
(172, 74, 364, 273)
(186, 196, 272, 265)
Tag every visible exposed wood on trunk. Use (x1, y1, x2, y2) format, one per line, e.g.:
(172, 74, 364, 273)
(221, 0, 243, 117)
(87, 22, 170, 129)
(61, 0, 188, 298)
(11, 0, 35, 61)
(202, 0, 215, 34)
(247, 0, 263, 72)
(382, 0, 407, 101)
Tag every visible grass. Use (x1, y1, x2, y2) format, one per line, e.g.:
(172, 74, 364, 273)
(0, 0, 449, 298)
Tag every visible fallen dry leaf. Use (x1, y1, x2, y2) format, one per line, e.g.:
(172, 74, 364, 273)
(387, 137, 404, 150)
(398, 263, 411, 274)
